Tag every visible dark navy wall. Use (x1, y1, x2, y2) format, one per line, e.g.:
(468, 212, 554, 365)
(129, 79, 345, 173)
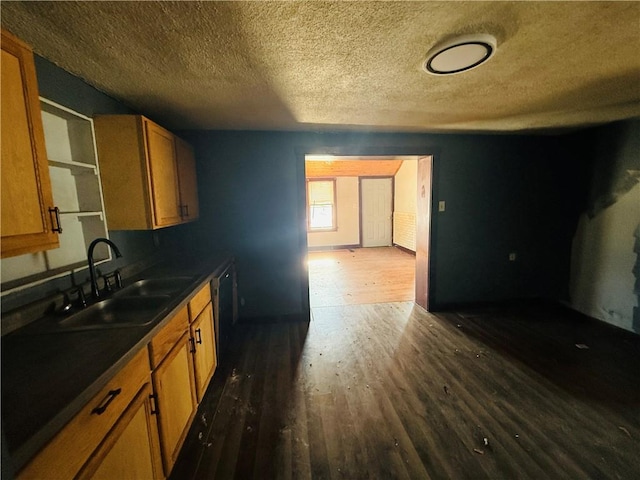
(34, 56, 133, 118)
(431, 133, 585, 306)
(180, 129, 584, 320)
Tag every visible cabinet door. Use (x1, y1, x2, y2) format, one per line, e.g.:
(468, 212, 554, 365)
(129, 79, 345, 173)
(1, 29, 59, 258)
(175, 137, 199, 222)
(17, 348, 150, 480)
(191, 302, 217, 402)
(143, 119, 181, 227)
(152, 332, 197, 476)
(76, 383, 164, 480)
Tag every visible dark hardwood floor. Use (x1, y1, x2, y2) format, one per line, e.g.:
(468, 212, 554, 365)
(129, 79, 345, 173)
(170, 300, 640, 480)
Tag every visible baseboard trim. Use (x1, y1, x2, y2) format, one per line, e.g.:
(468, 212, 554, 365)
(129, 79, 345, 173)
(392, 244, 416, 256)
(237, 313, 310, 324)
(307, 244, 361, 252)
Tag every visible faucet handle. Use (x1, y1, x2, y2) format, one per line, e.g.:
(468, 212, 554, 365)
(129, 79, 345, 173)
(101, 274, 113, 294)
(60, 286, 87, 313)
(73, 286, 87, 308)
(101, 270, 123, 294)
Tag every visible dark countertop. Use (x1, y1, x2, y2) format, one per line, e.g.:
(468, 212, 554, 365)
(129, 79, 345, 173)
(1, 253, 233, 471)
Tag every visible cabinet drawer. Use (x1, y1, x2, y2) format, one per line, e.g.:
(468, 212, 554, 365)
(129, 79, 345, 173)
(17, 347, 150, 480)
(188, 283, 211, 321)
(149, 306, 189, 368)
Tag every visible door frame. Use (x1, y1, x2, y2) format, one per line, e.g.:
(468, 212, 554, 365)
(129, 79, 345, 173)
(296, 145, 440, 318)
(359, 176, 394, 248)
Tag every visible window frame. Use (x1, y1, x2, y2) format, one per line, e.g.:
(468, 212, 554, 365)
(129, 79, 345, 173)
(306, 178, 337, 232)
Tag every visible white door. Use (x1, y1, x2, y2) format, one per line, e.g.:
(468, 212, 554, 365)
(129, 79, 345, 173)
(361, 178, 392, 247)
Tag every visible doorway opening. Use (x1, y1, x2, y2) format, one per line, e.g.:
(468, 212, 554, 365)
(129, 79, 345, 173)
(303, 154, 434, 310)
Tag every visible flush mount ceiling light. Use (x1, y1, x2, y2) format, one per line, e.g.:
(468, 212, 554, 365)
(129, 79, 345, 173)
(424, 34, 497, 75)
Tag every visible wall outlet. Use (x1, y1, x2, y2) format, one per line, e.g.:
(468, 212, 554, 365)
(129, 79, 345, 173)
(438, 200, 446, 212)
(240, 297, 246, 307)
(509, 252, 517, 261)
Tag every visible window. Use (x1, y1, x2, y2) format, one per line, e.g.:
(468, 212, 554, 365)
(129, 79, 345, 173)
(307, 179, 336, 231)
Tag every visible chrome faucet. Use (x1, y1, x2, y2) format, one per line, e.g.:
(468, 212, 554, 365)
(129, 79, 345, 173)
(87, 238, 123, 299)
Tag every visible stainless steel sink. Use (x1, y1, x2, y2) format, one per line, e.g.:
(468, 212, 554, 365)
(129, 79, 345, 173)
(57, 296, 171, 329)
(24, 295, 172, 334)
(16, 275, 196, 335)
(116, 276, 195, 297)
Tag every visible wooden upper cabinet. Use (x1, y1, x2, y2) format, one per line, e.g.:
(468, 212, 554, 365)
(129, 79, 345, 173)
(93, 115, 198, 230)
(175, 137, 199, 222)
(144, 120, 182, 227)
(1, 29, 59, 258)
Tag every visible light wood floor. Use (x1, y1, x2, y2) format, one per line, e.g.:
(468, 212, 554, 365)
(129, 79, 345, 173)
(307, 247, 415, 307)
(171, 302, 640, 478)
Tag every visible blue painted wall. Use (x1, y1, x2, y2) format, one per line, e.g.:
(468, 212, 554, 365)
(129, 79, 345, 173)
(180, 130, 584, 319)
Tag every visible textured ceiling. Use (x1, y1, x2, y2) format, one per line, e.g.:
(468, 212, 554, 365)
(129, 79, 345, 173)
(2, 1, 639, 133)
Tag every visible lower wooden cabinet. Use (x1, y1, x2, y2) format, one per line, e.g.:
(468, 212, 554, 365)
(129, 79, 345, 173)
(147, 289, 218, 477)
(191, 302, 217, 402)
(152, 331, 197, 476)
(17, 348, 151, 480)
(76, 383, 164, 480)
(17, 275, 228, 479)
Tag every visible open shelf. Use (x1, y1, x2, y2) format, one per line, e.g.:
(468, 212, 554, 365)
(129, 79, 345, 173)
(49, 159, 97, 173)
(1, 99, 111, 294)
(40, 100, 97, 167)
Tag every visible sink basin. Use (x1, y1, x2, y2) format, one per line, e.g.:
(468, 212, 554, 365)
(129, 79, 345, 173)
(24, 295, 172, 334)
(15, 276, 196, 335)
(116, 276, 194, 297)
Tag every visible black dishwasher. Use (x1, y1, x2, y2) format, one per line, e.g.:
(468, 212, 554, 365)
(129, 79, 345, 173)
(217, 268, 234, 360)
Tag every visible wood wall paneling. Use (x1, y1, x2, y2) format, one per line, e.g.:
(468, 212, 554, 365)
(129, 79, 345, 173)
(305, 160, 402, 178)
(393, 212, 416, 251)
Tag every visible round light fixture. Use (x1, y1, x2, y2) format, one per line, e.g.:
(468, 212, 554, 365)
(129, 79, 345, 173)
(424, 34, 497, 75)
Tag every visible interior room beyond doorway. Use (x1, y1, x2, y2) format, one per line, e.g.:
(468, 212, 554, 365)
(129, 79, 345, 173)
(305, 154, 424, 308)
(305, 155, 420, 253)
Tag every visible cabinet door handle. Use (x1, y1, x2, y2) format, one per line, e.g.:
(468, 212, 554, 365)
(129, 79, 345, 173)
(48, 207, 63, 233)
(149, 393, 159, 415)
(195, 328, 202, 344)
(189, 336, 196, 353)
(179, 204, 190, 218)
(91, 388, 122, 415)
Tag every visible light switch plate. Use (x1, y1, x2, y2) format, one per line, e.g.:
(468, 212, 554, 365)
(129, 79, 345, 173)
(438, 201, 446, 212)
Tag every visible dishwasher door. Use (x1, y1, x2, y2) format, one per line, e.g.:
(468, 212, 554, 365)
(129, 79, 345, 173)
(216, 267, 235, 359)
